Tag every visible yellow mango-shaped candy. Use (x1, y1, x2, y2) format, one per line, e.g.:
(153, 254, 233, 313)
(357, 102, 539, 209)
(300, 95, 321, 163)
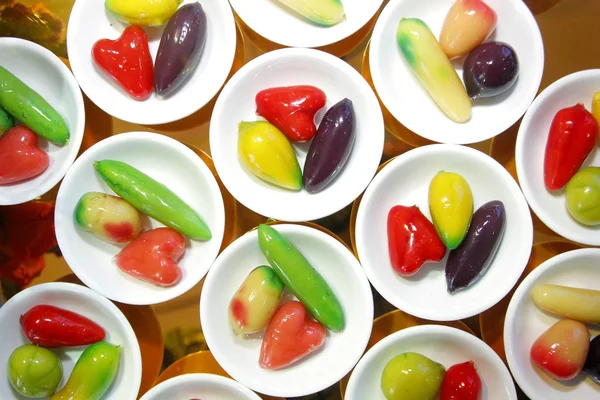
(105, 0, 182, 27)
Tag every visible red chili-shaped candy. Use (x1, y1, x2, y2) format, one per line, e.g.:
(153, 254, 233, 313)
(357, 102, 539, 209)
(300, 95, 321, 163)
(440, 361, 482, 400)
(20, 305, 105, 348)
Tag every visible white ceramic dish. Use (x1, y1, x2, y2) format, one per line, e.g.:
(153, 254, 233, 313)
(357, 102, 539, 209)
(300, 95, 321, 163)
(504, 248, 600, 400)
(210, 48, 384, 222)
(355, 144, 533, 321)
(516, 69, 600, 246)
(369, 0, 544, 144)
(228, 0, 383, 49)
(0, 38, 85, 206)
(0, 282, 141, 399)
(66, 0, 236, 125)
(200, 223, 374, 398)
(345, 325, 517, 399)
(54, 132, 225, 305)
(140, 373, 262, 400)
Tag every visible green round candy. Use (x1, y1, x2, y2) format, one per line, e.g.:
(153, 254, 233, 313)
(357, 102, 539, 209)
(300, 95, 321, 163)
(566, 167, 600, 226)
(381, 352, 445, 400)
(8, 344, 63, 398)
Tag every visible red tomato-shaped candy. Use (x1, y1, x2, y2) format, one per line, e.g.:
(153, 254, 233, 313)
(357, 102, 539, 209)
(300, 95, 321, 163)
(440, 361, 482, 400)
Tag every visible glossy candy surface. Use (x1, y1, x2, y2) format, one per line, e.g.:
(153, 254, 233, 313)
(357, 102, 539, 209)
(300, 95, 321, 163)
(0, 106, 14, 134)
(229, 266, 284, 335)
(445, 200, 505, 293)
(258, 224, 345, 332)
(531, 284, 600, 324)
(115, 227, 185, 287)
(8, 344, 62, 398)
(593, 91, 600, 125)
(259, 301, 326, 370)
(50, 341, 120, 400)
(530, 319, 590, 381)
(273, 0, 345, 26)
(238, 121, 303, 191)
(381, 352, 445, 400)
(440, 0, 497, 59)
(303, 98, 355, 193)
(544, 104, 598, 191)
(397, 18, 471, 123)
(584, 336, 600, 384)
(463, 42, 519, 99)
(0, 126, 49, 185)
(74, 192, 142, 244)
(95, 160, 211, 240)
(255, 85, 326, 142)
(440, 361, 482, 400)
(92, 26, 154, 101)
(155, 2, 207, 98)
(387, 205, 446, 277)
(566, 167, 600, 225)
(105, 0, 182, 26)
(428, 171, 474, 250)
(20, 304, 106, 348)
(0, 66, 69, 144)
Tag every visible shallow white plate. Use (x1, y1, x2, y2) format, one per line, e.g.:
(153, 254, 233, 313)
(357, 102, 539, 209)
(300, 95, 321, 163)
(355, 144, 533, 321)
(516, 69, 600, 246)
(140, 373, 262, 400)
(54, 132, 225, 305)
(345, 325, 517, 399)
(0, 282, 141, 399)
(210, 48, 384, 222)
(66, 0, 237, 125)
(369, 0, 544, 144)
(0, 38, 85, 206)
(504, 248, 600, 400)
(228, 0, 383, 48)
(200, 223, 374, 398)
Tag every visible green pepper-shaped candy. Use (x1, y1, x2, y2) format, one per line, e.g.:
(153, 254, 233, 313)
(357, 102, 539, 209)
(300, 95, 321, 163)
(94, 160, 211, 240)
(257, 224, 345, 332)
(0, 66, 70, 145)
(0, 106, 14, 135)
(50, 342, 120, 400)
(8, 344, 63, 398)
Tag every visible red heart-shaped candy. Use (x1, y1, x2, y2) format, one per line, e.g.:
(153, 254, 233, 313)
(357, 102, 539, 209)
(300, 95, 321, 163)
(256, 86, 326, 142)
(260, 301, 326, 370)
(92, 25, 154, 100)
(115, 227, 185, 287)
(0, 126, 49, 185)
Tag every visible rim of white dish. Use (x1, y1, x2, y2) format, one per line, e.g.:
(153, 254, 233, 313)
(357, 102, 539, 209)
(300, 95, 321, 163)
(355, 144, 533, 321)
(54, 131, 225, 305)
(0, 37, 85, 206)
(516, 69, 600, 246)
(503, 247, 600, 400)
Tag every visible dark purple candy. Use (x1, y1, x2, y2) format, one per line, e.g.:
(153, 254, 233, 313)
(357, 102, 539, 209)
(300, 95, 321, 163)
(154, 2, 207, 98)
(584, 335, 600, 384)
(446, 200, 505, 293)
(463, 42, 519, 99)
(303, 98, 355, 194)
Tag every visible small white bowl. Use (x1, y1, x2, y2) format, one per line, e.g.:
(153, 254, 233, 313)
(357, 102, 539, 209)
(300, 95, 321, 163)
(200, 223, 374, 398)
(516, 70, 600, 246)
(0, 38, 85, 206)
(228, 0, 383, 49)
(0, 282, 142, 399)
(140, 373, 262, 400)
(66, 0, 237, 125)
(210, 48, 384, 222)
(345, 325, 517, 399)
(355, 144, 533, 321)
(54, 132, 225, 305)
(369, 0, 544, 144)
(504, 248, 600, 400)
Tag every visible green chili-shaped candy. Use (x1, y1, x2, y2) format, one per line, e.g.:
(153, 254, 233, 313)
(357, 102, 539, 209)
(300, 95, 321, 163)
(94, 160, 211, 240)
(50, 341, 120, 400)
(257, 224, 345, 331)
(0, 106, 14, 135)
(0, 66, 70, 145)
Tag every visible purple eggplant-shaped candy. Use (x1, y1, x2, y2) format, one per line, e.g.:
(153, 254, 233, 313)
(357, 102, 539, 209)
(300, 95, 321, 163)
(303, 98, 355, 194)
(154, 2, 207, 98)
(463, 42, 519, 99)
(584, 335, 600, 384)
(446, 200, 505, 293)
